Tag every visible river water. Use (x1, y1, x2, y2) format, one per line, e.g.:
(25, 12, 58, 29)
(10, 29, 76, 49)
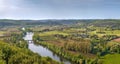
(23, 32, 71, 64)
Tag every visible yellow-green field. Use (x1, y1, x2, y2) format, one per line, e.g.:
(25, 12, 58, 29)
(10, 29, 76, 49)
(89, 30, 120, 37)
(0, 31, 6, 36)
(39, 31, 69, 36)
(101, 54, 120, 64)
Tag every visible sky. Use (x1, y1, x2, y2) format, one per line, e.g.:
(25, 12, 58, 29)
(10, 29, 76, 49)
(0, 0, 120, 19)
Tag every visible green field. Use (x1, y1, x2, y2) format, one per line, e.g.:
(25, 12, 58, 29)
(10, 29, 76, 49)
(39, 31, 69, 36)
(89, 29, 120, 37)
(0, 31, 5, 35)
(101, 54, 120, 64)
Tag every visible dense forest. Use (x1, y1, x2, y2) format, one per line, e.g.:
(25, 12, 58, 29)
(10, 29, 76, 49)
(0, 19, 120, 64)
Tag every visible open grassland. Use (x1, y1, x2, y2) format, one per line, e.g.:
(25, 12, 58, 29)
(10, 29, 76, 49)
(0, 31, 6, 35)
(89, 29, 120, 37)
(39, 31, 69, 36)
(104, 30, 120, 36)
(101, 54, 120, 64)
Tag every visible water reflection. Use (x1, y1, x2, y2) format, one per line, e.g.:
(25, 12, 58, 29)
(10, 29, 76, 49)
(23, 32, 71, 64)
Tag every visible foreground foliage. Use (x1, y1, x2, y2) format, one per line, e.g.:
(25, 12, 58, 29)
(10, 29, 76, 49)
(0, 41, 61, 64)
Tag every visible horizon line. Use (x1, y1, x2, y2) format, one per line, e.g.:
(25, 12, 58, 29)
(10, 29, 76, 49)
(0, 18, 120, 20)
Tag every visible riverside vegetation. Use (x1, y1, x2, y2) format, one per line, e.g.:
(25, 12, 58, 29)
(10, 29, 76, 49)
(0, 27, 62, 64)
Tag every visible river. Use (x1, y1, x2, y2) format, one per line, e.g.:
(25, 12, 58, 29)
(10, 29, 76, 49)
(23, 32, 71, 64)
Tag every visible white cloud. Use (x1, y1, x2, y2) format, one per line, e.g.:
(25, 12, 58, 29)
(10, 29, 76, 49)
(0, 0, 22, 18)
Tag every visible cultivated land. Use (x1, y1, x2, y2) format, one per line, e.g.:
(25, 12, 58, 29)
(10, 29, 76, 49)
(101, 54, 120, 64)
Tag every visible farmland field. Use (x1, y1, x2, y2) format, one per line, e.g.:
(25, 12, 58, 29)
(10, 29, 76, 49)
(101, 54, 120, 64)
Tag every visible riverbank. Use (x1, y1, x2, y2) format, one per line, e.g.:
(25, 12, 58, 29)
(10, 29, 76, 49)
(24, 32, 70, 64)
(33, 41, 87, 64)
(0, 32, 61, 64)
(33, 32, 96, 64)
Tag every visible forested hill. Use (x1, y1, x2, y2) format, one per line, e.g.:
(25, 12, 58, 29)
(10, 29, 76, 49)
(0, 19, 120, 27)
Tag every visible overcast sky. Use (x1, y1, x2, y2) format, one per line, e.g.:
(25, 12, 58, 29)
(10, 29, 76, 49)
(0, 0, 120, 19)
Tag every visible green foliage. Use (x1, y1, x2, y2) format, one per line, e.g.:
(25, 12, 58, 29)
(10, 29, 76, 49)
(34, 41, 85, 64)
(0, 41, 61, 64)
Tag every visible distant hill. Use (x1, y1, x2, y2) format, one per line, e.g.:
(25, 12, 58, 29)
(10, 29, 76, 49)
(0, 19, 120, 27)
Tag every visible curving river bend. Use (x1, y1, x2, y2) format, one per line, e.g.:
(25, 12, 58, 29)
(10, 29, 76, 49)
(23, 32, 71, 64)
